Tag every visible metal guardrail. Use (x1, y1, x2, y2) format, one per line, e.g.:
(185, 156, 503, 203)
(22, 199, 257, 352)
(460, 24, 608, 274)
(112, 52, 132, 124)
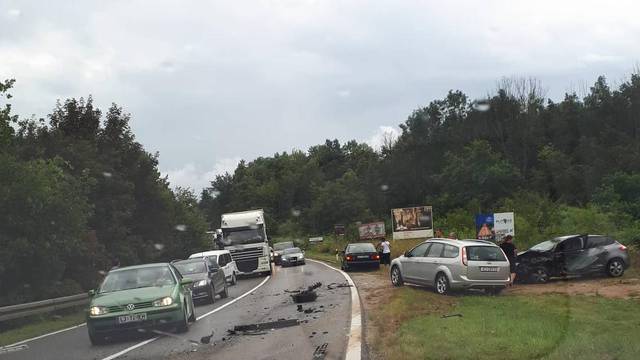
(0, 293, 89, 322)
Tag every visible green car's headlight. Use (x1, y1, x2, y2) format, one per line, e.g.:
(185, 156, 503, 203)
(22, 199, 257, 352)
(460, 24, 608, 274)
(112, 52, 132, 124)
(152, 297, 174, 307)
(89, 306, 109, 316)
(194, 280, 208, 287)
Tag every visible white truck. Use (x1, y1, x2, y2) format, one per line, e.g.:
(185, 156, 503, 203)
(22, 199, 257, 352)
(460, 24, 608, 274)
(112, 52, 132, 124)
(220, 209, 272, 276)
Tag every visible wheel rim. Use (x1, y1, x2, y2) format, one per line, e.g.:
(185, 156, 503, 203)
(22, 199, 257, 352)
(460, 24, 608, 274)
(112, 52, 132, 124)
(436, 276, 447, 294)
(534, 269, 548, 283)
(609, 260, 623, 276)
(391, 268, 399, 284)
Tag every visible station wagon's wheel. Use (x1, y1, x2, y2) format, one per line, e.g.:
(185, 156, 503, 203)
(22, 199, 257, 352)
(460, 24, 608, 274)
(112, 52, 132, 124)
(607, 258, 625, 277)
(530, 267, 549, 283)
(434, 273, 449, 295)
(176, 303, 189, 333)
(390, 265, 403, 286)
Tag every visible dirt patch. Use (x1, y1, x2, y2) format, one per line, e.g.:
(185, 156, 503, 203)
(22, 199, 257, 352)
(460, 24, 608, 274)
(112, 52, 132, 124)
(507, 276, 640, 299)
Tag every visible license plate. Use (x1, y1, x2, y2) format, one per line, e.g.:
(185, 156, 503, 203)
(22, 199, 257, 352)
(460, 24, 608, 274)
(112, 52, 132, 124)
(480, 267, 498, 272)
(358, 255, 370, 259)
(118, 313, 147, 324)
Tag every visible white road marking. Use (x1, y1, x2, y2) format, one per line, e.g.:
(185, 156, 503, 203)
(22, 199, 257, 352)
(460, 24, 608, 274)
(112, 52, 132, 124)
(308, 259, 362, 360)
(4, 323, 86, 347)
(100, 275, 271, 360)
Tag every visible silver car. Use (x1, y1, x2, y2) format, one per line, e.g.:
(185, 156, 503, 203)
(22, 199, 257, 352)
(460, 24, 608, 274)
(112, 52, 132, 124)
(390, 238, 511, 295)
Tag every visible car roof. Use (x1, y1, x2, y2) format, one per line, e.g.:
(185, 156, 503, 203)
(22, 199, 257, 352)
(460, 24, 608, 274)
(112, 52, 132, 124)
(189, 250, 229, 258)
(110, 263, 170, 272)
(425, 238, 499, 247)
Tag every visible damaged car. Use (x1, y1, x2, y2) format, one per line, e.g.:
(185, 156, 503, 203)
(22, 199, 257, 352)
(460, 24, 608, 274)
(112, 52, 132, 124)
(516, 234, 630, 283)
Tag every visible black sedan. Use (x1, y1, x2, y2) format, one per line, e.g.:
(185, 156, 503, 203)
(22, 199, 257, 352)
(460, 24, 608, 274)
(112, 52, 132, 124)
(516, 234, 630, 283)
(340, 243, 380, 271)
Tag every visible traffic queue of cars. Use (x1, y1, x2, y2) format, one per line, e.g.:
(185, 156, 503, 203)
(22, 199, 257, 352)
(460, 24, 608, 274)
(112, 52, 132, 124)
(86, 250, 238, 345)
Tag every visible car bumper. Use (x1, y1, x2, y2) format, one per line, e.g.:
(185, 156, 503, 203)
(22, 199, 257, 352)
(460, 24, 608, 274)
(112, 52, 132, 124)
(87, 307, 183, 336)
(451, 276, 510, 289)
(281, 258, 305, 266)
(344, 260, 380, 268)
(191, 286, 210, 300)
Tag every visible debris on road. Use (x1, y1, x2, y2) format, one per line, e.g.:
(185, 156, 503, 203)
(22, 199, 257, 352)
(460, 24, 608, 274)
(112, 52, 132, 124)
(441, 313, 463, 318)
(312, 343, 329, 359)
(326, 282, 352, 290)
(200, 331, 215, 344)
(291, 282, 322, 303)
(227, 319, 300, 336)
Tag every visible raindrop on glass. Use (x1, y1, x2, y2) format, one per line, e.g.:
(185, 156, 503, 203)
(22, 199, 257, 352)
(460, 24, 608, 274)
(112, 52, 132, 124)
(210, 190, 220, 197)
(154, 243, 165, 250)
(249, 224, 258, 230)
(380, 184, 389, 191)
(98, 270, 107, 276)
(102, 172, 113, 178)
(175, 224, 187, 232)
(291, 209, 301, 217)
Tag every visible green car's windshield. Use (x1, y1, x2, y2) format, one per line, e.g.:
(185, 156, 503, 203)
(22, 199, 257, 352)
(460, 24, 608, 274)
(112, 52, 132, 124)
(173, 261, 207, 275)
(99, 266, 175, 293)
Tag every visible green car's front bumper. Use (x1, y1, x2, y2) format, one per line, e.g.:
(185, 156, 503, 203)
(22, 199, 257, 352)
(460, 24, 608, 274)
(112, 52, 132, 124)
(87, 305, 184, 336)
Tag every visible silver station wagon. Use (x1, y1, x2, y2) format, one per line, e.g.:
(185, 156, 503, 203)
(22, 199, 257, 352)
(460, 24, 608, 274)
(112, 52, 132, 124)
(390, 238, 511, 295)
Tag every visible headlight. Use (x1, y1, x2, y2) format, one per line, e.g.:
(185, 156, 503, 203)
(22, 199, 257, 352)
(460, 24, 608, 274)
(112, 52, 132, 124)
(152, 297, 174, 307)
(299, 254, 304, 258)
(194, 280, 208, 287)
(89, 306, 108, 316)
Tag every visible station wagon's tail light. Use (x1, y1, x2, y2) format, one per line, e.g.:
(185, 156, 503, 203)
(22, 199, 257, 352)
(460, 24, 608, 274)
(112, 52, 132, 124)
(372, 254, 380, 260)
(461, 247, 468, 266)
(619, 244, 628, 251)
(346, 255, 353, 261)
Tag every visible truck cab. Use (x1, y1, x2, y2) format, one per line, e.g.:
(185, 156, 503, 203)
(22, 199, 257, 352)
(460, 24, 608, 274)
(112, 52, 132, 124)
(220, 210, 272, 276)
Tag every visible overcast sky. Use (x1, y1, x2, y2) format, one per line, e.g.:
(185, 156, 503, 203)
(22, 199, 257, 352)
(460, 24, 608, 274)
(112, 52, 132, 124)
(2, 0, 639, 191)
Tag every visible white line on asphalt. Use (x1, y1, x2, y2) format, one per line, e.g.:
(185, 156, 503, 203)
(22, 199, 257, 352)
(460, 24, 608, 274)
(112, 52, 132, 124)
(308, 259, 362, 360)
(100, 275, 271, 360)
(5, 323, 87, 347)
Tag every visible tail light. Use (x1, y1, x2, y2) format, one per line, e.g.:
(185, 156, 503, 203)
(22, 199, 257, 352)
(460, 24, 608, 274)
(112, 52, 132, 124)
(461, 247, 468, 266)
(372, 254, 380, 260)
(620, 244, 627, 251)
(346, 255, 353, 261)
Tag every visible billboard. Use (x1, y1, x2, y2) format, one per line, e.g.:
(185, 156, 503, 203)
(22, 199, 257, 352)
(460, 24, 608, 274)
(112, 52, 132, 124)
(358, 221, 386, 240)
(391, 206, 433, 240)
(475, 212, 515, 241)
(494, 212, 515, 241)
(308, 236, 324, 243)
(334, 224, 345, 236)
(475, 214, 495, 240)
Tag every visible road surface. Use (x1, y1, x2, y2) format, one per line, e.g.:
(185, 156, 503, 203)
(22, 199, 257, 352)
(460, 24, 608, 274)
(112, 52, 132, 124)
(1, 261, 354, 360)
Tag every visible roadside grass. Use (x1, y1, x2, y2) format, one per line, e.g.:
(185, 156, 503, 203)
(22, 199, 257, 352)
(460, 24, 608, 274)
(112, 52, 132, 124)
(305, 249, 340, 266)
(0, 310, 85, 347)
(370, 289, 640, 360)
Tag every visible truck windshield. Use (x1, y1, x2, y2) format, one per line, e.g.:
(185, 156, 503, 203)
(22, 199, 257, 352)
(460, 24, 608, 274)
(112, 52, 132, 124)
(223, 228, 265, 245)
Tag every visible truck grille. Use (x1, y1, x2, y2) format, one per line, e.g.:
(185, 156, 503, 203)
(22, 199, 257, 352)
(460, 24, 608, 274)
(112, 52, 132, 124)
(230, 247, 263, 273)
(107, 301, 153, 313)
(237, 258, 259, 272)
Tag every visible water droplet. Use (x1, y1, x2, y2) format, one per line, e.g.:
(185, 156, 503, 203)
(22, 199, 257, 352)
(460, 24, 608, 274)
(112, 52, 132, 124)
(380, 184, 389, 191)
(291, 209, 301, 217)
(154, 243, 165, 250)
(98, 270, 107, 275)
(23, 284, 31, 288)
(249, 224, 258, 230)
(210, 190, 220, 197)
(472, 101, 490, 112)
(50, 220, 56, 225)
(102, 172, 112, 178)
(175, 224, 187, 232)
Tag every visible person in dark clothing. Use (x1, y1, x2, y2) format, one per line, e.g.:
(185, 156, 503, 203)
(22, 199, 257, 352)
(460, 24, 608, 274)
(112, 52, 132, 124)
(499, 235, 517, 285)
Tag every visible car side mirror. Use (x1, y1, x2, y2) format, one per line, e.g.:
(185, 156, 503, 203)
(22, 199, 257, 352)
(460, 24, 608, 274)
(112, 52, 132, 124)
(88, 289, 96, 297)
(180, 278, 193, 286)
(404, 251, 411, 258)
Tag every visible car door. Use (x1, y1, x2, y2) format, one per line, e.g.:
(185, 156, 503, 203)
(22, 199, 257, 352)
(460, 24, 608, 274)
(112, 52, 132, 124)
(218, 254, 230, 280)
(582, 236, 613, 273)
(402, 243, 430, 282)
(171, 265, 194, 317)
(420, 242, 445, 285)
(553, 236, 586, 275)
(207, 257, 225, 291)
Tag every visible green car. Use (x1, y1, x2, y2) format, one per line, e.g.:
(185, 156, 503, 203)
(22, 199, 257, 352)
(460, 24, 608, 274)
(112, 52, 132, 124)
(86, 263, 196, 345)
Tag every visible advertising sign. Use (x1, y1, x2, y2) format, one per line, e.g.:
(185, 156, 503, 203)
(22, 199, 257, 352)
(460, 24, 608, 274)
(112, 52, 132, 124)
(334, 224, 345, 236)
(475, 214, 495, 240)
(308, 236, 324, 243)
(493, 212, 515, 241)
(391, 206, 433, 240)
(358, 221, 386, 240)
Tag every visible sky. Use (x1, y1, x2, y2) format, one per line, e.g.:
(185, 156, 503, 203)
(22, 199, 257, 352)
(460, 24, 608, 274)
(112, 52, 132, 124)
(1, 0, 639, 192)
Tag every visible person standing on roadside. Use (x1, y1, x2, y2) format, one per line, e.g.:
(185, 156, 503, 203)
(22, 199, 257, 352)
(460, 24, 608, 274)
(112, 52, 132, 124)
(378, 238, 391, 266)
(500, 235, 517, 285)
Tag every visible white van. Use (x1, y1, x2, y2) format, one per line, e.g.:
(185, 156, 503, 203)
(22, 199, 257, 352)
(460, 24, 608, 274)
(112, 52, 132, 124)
(189, 250, 239, 285)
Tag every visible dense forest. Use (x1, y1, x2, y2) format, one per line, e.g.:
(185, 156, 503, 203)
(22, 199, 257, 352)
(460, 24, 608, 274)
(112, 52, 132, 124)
(2, 72, 640, 305)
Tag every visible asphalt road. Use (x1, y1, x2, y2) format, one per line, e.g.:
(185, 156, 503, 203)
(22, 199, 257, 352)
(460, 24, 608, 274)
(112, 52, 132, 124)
(2, 261, 353, 360)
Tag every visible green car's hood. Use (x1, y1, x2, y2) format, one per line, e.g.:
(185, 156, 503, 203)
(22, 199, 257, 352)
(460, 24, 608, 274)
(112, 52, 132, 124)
(91, 285, 176, 307)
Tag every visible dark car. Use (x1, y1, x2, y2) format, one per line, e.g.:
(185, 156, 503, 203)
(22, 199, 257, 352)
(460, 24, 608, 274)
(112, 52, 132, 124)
(173, 258, 228, 303)
(280, 247, 306, 267)
(340, 243, 380, 271)
(273, 241, 295, 265)
(516, 234, 630, 283)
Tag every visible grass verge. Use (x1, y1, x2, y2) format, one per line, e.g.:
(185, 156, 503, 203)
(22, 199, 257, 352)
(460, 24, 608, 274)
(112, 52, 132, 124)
(370, 287, 640, 360)
(305, 249, 341, 266)
(0, 310, 85, 347)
